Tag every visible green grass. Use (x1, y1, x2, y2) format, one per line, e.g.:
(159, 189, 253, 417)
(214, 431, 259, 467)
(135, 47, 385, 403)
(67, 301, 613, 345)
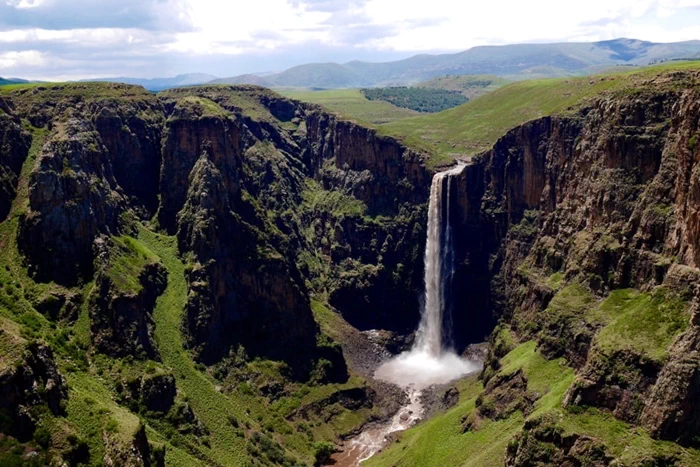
(281, 88, 419, 125)
(137, 226, 250, 465)
(0, 83, 158, 118)
(416, 74, 509, 99)
(104, 235, 160, 294)
(499, 341, 574, 396)
(560, 408, 700, 465)
(161, 85, 286, 124)
(301, 179, 367, 219)
(175, 95, 230, 118)
(546, 283, 594, 315)
(378, 61, 700, 165)
(546, 272, 565, 289)
(370, 334, 700, 466)
(590, 288, 689, 361)
(368, 343, 574, 467)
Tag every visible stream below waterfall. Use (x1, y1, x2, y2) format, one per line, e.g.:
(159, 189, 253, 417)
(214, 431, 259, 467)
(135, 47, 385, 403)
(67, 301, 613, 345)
(328, 163, 480, 465)
(330, 387, 424, 466)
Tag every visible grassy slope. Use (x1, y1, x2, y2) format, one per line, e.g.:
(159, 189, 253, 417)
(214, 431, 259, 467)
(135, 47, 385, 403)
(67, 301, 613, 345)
(379, 61, 700, 166)
(138, 228, 248, 465)
(368, 281, 700, 467)
(416, 74, 509, 99)
(280, 88, 419, 125)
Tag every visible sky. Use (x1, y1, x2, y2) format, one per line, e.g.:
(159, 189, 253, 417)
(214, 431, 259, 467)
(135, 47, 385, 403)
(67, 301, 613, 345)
(1, 0, 700, 80)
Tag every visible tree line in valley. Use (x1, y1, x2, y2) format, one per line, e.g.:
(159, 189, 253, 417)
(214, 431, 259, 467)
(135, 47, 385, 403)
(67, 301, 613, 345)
(361, 87, 468, 113)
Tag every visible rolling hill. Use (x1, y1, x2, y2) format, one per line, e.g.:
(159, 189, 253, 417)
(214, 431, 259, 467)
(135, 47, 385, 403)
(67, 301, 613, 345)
(415, 75, 510, 99)
(0, 77, 29, 86)
(377, 60, 700, 165)
(214, 38, 700, 89)
(81, 73, 217, 91)
(208, 74, 275, 87)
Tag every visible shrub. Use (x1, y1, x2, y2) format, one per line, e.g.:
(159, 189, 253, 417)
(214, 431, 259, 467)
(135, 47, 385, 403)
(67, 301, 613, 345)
(33, 426, 51, 449)
(227, 414, 239, 428)
(313, 441, 335, 466)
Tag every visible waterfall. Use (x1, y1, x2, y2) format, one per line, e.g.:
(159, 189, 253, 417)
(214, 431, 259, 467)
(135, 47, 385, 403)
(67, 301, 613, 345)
(347, 163, 478, 466)
(375, 163, 477, 391)
(414, 163, 464, 356)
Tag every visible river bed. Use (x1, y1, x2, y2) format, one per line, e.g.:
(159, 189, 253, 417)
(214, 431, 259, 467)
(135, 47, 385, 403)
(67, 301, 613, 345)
(329, 387, 423, 466)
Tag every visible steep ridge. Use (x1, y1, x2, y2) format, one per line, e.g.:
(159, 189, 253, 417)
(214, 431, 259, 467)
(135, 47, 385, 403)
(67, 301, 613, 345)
(0, 82, 437, 465)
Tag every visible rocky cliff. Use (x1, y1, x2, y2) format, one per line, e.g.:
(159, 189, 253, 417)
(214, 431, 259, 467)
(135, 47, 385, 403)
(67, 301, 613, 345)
(0, 97, 31, 222)
(444, 70, 700, 458)
(0, 82, 439, 465)
(0, 335, 67, 442)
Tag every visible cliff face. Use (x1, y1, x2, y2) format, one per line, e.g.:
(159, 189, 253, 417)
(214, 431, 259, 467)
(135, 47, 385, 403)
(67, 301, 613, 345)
(18, 116, 127, 285)
(5, 83, 434, 377)
(302, 111, 431, 332)
(0, 97, 31, 221)
(14, 87, 164, 286)
(94, 100, 164, 217)
(453, 71, 700, 448)
(0, 338, 67, 442)
(2, 83, 433, 464)
(304, 112, 430, 214)
(89, 237, 168, 360)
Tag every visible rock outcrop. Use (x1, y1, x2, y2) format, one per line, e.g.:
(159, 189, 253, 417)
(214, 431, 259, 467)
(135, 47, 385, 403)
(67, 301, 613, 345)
(103, 422, 163, 467)
(119, 372, 177, 414)
(13, 85, 162, 285)
(89, 237, 167, 359)
(18, 116, 127, 285)
(563, 349, 661, 424)
(504, 415, 613, 467)
(0, 338, 68, 441)
(639, 315, 700, 445)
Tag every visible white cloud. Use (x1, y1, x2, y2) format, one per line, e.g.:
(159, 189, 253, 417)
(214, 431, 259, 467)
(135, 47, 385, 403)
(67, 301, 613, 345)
(6, 0, 45, 8)
(1, 0, 700, 79)
(359, 0, 700, 51)
(0, 49, 46, 68)
(166, 0, 332, 54)
(0, 27, 153, 45)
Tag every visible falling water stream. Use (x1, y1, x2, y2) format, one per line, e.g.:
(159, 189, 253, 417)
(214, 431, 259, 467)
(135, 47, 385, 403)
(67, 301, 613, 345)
(332, 163, 479, 466)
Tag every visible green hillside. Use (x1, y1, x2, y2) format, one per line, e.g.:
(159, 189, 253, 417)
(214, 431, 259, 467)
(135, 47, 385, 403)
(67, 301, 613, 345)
(415, 75, 509, 99)
(281, 88, 419, 125)
(0, 78, 26, 86)
(378, 61, 700, 166)
(217, 39, 700, 89)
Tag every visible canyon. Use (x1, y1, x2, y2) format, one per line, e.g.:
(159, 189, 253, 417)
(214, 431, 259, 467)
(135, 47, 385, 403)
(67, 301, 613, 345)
(0, 64, 700, 466)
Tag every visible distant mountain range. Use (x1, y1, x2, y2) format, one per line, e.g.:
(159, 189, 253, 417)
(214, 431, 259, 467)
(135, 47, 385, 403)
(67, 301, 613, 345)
(217, 38, 700, 89)
(12, 38, 700, 92)
(0, 77, 30, 86)
(80, 73, 217, 91)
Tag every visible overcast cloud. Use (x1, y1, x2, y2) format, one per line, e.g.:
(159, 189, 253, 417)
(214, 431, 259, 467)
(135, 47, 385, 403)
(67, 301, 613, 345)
(1, 0, 700, 80)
